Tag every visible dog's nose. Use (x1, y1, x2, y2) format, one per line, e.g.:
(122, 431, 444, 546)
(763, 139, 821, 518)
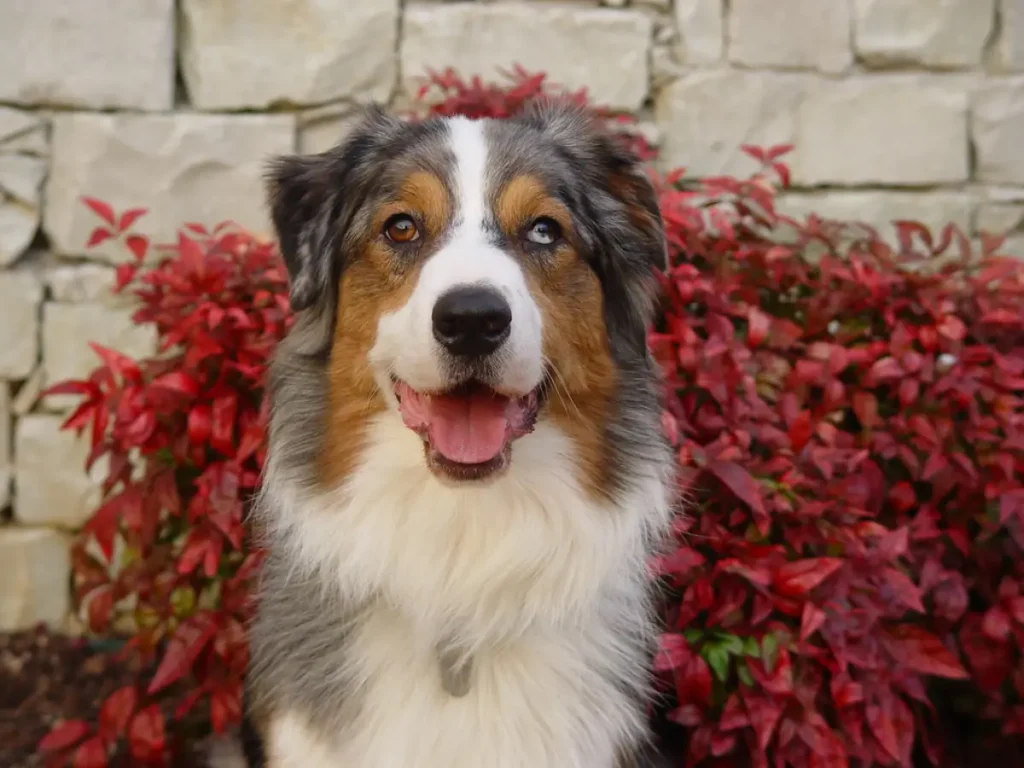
(432, 286, 512, 358)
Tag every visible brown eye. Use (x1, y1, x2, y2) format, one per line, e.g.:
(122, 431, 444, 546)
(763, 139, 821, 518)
(384, 214, 419, 243)
(525, 217, 562, 246)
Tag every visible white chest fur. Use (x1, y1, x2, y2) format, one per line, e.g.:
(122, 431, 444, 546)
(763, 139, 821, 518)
(262, 416, 672, 768)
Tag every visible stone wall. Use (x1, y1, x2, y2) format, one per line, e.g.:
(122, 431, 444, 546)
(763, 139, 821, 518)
(1, 0, 1022, 631)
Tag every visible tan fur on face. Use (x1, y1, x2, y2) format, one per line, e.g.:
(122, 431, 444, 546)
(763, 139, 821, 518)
(320, 172, 449, 486)
(495, 175, 618, 501)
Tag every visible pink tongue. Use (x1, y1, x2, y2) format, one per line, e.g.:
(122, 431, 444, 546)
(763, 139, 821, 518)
(427, 390, 510, 464)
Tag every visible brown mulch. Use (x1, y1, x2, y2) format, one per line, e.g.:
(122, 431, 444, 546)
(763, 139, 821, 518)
(0, 625, 219, 768)
(0, 625, 140, 767)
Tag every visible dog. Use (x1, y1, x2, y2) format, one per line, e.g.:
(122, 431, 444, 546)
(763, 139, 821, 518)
(233, 99, 677, 768)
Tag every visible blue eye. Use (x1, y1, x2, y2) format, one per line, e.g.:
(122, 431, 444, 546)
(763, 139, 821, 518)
(525, 217, 562, 246)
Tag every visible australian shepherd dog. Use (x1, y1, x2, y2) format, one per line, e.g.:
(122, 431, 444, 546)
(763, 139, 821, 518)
(231, 99, 677, 768)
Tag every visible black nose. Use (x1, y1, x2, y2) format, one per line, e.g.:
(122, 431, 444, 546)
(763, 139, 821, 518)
(432, 286, 512, 358)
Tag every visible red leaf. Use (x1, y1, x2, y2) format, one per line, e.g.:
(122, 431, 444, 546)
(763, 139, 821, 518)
(114, 263, 138, 291)
(86, 228, 113, 248)
(705, 460, 767, 519)
(147, 616, 217, 694)
(86, 585, 114, 633)
(39, 720, 91, 753)
(127, 706, 166, 762)
(188, 404, 213, 445)
(888, 482, 916, 513)
(774, 559, 843, 597)
(82, 197, 116, 226)
(883, 625, 968, 679)
(73, 737, 107, 768)
(211, 393, 238, 454)
(982, 607, 1012, 641)
(1000, 489, 1024, 524)
(748, 307, 770, 347)
(98, 687, 137, 743)
(866, 702, 901, 762)
(88, 344, 141, 383)
(151, 371, 201, 397)
(654, 633, 689, 672)
(880, 567, 925, 612)
(125, 234, 149, 262)
(800, 602, 827, 642)
(852, 391, 878, 429)
(117, 208, 147, 232)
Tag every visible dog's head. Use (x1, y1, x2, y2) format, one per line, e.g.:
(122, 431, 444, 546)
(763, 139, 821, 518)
(266, 101, 666, 494)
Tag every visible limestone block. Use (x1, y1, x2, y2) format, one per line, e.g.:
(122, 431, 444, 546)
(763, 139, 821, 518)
(728, 0, 853, 74)
(298, 105, 365, 155)
(0, 383, 9, 509)
(0, 115, 47, 267)
(15, 414, 101, 529)
(791, 78, 969, 186)
(778, 191, 973, 245)
(41, 303, 157, 411)
(44, 113, 295, 262)
(0, 528, 72, 631)
(994, 0, 1024, 71)
(403, 4, 652, 111)
(973, 82, 1024, 185)
(0, 107, 48, 156)
(0, 0, 173, 110)
(655, 71, 807, 177)
(675, 0, 724, 64)
(854, 0, 995, 68)
(12, 365, 44, 416)
(45, 263, 116, 303)
(180, 0, 399, 109)
(0, 270, 43, 379)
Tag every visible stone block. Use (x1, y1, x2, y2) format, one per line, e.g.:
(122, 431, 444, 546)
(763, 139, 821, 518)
(993, 0, 1024, 71)
(973, 82, 1024, 185)
(0, 382, 9, 509)
(0, 0, 173, 110)
(728, 0, 853, 74)
(791, 77, 969, 186)
(854, 0, 995, 68)
(180, 0, 399, 109)
(44, 113, 295, 262)
(0, 528, 72, 631)
(675, 0, 724, 64)
(15, 414, 100, 529)
(655, 71, 807, 177)
(298, 105, 365, 155)
(0, 107, 48, 156)
(41, 302, 157, 411)
(0, 111, 47, 267)
(778, 191, 973, 245)
(45, 263, 116, 303)
(402, 4, 652, 111)
(0, 270, 43, 379)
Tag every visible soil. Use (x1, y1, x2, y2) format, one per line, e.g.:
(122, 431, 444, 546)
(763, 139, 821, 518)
(0, 625, 214, 768)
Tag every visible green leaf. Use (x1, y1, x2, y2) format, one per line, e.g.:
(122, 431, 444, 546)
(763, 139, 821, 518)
(762, 633, 779, 673)
(706, 645, 731, 682)
(737, 661, 754, 687)
(720, 634, 744, 655)
(743, 636, 761, 658)
(683, 628, 703, 645)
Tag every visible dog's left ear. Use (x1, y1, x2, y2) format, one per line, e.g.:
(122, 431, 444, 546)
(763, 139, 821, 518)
(265, 106, 403, 312)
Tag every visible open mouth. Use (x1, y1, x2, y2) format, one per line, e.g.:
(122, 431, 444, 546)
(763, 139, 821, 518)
(392, 377, 542, 481)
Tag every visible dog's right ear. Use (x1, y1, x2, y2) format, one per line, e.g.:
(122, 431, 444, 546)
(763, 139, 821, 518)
(265, 106, 403, 312)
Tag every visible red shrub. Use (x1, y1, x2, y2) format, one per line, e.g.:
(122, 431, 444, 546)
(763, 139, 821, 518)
(39, 69, 1024, 766)
(39, 211, 290, 766)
